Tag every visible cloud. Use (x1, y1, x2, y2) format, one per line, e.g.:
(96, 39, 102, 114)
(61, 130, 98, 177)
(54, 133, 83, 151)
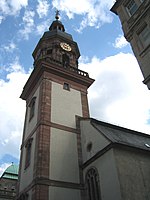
(0, 60, 30, 160)
(52, 0, 114, 31)
(0, 41, 17, 61)
(36, 19, 50, 35)
(36, 0, 50, 18)
(3, 42, 17, 53)
(0, 0, 28, 17)
(113, 35, 129, 49)
(0, 16, 5, 24)
(79, 53, 150, 133)
(19, 10, 35, 40)
(17, 1, 50, 39)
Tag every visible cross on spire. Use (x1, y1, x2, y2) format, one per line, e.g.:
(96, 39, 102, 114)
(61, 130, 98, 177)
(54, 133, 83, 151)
(55, 10, 60, 20)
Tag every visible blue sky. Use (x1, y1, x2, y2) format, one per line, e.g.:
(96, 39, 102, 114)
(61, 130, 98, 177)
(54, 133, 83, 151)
(0, 0, 150, 175)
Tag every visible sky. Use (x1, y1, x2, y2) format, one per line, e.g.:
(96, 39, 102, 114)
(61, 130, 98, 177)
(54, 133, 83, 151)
(0, 0, 150, 175)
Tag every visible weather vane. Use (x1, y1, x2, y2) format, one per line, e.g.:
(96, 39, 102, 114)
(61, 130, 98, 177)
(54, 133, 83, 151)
(55, 10, 60, 20)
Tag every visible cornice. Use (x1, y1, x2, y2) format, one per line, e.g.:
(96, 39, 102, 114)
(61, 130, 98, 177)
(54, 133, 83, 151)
(20, 60, 94, 100)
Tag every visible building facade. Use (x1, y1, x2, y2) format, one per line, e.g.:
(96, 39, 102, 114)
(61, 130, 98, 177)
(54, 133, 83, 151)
(111, 0, 150, 89)
(17, 12, 150, 200)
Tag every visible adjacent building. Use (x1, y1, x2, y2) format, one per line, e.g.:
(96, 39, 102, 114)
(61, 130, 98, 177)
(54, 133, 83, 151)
(17, 12, 150, 200)
(0, 163, 19, 199)
(111, 0, 150, 89)
(80, 118, 150, 200)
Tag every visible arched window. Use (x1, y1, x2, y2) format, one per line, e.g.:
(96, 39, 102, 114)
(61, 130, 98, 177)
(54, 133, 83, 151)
(19, 192, 29, 200)
(86, 167, 101, 200)
(29, 97, 36, 121)
(62, 54, 70, 67)
(25, 138, 33, 169)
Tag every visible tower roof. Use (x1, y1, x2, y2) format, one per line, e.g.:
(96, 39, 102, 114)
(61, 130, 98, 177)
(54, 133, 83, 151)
(45, 10, 73, 41)
(49, 10, 65, 32)
(32, 11, 80, 60)
(1, 163, 19, 180)
(49, 19, 65, 32)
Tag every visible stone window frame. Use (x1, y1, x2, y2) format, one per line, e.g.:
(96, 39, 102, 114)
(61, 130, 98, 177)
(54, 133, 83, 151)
(63, 82, 70, 91)
(86, 167, 101, 200)
(62, 53, 70, 68)
(125, 0, 138, 16)
(25, 138, 33, 169)
(137, 24, 150, 48)
(29, 97, 36, 121)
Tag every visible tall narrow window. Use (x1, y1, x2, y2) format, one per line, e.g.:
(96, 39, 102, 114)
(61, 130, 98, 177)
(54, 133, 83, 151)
(62, 54, 70, 67)
(29, 97, 36, 121)
(126, 0, 138, 16)
(25, 138, 33, 169)
(86, 168, 101, 200)
(138, 25, 150, 47)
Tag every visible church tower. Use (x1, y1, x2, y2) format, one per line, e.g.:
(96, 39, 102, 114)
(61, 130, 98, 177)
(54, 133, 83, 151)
(17, 12, 94, 200)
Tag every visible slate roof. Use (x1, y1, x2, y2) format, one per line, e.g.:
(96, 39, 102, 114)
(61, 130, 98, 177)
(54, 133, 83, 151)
(43, 29, 73, 41)
(90, 118, 150, 152)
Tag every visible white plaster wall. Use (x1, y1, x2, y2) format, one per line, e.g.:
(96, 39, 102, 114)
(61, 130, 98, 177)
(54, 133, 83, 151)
(51, 82, 82, 128)
(19, 133, 36, 192)
(49, 186, 81, 200)
(50, 127, 80, 183)
(84, 149, 122, 200)
(80, 120, 110, 163)
(24, 87, 40, 140)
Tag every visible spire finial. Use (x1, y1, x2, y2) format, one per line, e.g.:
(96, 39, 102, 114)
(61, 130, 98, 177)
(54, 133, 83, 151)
(55, 10, 60, 20)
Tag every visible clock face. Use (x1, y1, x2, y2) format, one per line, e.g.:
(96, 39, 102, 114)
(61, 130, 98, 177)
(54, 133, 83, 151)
(60, 42, 72, 51)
